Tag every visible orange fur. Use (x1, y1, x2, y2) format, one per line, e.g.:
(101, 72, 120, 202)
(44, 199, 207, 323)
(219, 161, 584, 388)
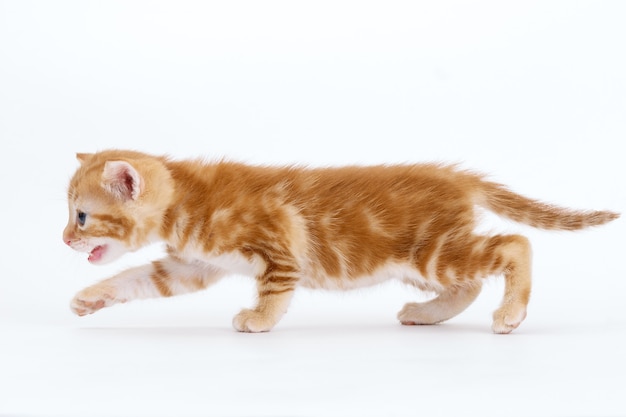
(63, 150, 619, 333)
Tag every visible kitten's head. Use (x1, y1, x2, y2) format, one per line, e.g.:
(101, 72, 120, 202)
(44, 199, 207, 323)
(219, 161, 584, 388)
(63, 150, 173, 264)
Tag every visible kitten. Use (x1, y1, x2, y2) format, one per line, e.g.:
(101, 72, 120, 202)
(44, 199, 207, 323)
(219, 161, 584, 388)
(63, 150, 618, 333)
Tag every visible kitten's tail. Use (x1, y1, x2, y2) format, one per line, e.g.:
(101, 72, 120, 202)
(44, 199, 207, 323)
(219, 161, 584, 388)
(478, 181, 619, 231)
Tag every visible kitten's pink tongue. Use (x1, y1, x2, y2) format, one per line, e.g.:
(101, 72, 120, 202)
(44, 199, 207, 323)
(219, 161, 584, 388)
(88, 246, 105, 263)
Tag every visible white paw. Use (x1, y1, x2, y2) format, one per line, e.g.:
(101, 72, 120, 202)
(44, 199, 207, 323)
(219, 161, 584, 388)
(232, 309, 275, 333)
(70, 287, 117, 316)
(397, 302, 439, 325)
(492, 304, 527, 334)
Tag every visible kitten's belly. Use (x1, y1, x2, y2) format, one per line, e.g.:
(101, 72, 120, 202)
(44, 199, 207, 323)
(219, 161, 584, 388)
(195, 248, 443, 293)
(207, 251, 266, 277)
(299, 262, 444, 292)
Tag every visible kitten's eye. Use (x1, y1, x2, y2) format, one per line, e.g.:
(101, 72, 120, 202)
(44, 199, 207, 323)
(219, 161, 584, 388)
(77, 211, 87, 226)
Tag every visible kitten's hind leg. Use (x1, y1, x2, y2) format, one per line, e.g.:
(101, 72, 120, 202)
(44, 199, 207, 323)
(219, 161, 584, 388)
(399, 233, 531, 333)
(489, 235, 532, 334)
(398, 282, 482, 326)
(71, 256, 226, 316)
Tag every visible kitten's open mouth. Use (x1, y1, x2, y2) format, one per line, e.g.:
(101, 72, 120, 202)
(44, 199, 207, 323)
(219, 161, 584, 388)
(88, 245, 107, 263)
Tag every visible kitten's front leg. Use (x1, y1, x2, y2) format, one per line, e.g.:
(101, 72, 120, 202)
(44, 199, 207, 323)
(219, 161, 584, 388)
(232, 289, 295, 333)
(232, 260, 299, 333)
(71, 264, 156, 316)
(71, 257, 225, 316)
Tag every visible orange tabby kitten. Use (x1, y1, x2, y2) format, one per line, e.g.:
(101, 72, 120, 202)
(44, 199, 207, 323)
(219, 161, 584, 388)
(63, 150, 618, 333)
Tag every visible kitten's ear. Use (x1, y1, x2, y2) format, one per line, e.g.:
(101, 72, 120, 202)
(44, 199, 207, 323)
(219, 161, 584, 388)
(76, 153, 94, 164)
(102, 160, 143, 201)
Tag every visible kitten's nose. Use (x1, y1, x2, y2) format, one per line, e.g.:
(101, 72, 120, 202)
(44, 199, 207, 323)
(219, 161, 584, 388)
(63, 229, 74, 246)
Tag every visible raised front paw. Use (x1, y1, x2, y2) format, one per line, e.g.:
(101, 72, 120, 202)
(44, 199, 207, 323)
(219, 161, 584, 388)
(232, 309, 277, 333)
(70, 286, 117, 316)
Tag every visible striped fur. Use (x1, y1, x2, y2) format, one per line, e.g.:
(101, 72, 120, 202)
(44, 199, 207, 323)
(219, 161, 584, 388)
(63, 150, 619, 333)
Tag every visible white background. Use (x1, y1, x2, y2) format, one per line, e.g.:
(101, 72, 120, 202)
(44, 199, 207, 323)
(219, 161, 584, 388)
(1, 1, 625, 416)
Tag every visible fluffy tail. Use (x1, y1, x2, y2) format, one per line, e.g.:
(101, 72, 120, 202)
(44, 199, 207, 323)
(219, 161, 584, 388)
(478, 181, 619, 230)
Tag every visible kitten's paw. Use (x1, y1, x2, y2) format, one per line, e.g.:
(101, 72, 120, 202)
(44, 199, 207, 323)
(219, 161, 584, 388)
(492, 304, 527, 334)
(232, 309, 275, 333)
(70, 287, 117, 316)
(397, 302, 439, 325)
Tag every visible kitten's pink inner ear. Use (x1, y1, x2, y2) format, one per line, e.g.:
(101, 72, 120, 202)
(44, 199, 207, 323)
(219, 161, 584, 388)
(102, 160, 143, 201)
